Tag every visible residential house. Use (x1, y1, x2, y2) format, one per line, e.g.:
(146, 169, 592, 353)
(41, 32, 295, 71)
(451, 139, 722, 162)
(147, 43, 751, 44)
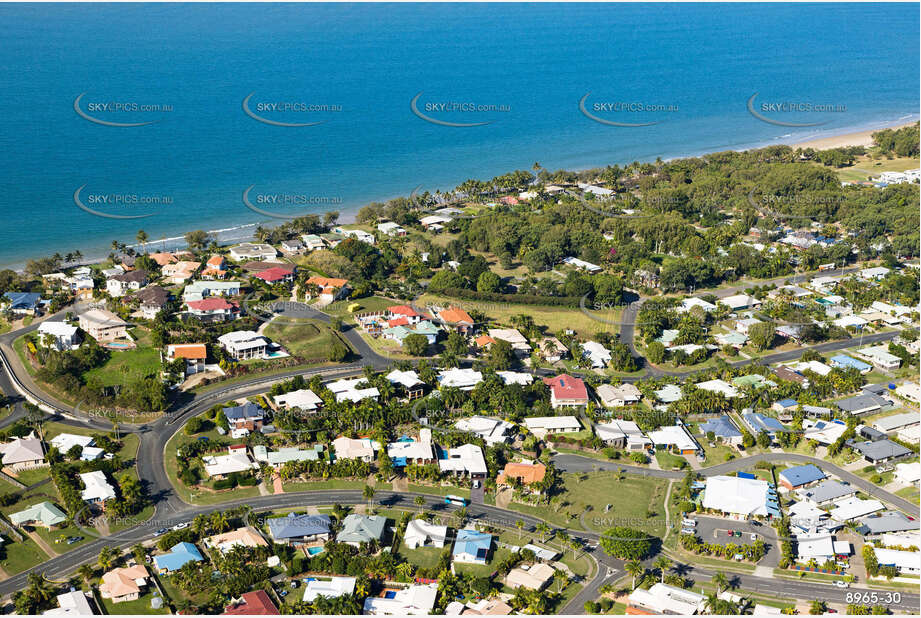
(849, 439, 912, 464)
(596, 383, 641, 408)
(580, 341, 611, 368)
(438, 368, 483, 390)
(182, 280, 242, 302)
(362, 583, 438, 615)
(377, 221, 406, 236)
(153, 542, 204, 573)
(253, 267, 295, 285)
(505, 563, 556, 591)
(205, 526, 269, 553)
(454, 416, 513, 446)
(435, 306, 475, 335)
(594, 420, 651, 450)
(338, 514, 387, 547)
(627, 583, 706, 615)
(385, 369, 425, 399)
(830, 355, 872, 374)
(488, 328, 531, 356)
(78, 309, 128, 342)
(37, 321, 80, 351)
(185, 297, 239, 322)
(836, 393, 890, 416)
(201, 255, 228, 279)
(273, 388, 322, 412)
(695, 379, 740, 398)
(647, 424, 700, 455)
(497, 462, 547, 491)
(452, 529, 492, 564)
(43, 590, 97, 616)
(79, 470, 116, 506)
(0, 436, 47, 471)
(10, 501, 67, 528)
(217, 330, 271, 360)
(202, 445, 258, 479)
(222, 402, 265, 430)
(106, 269, 148, 297)
(796, 480, 856, 506)
(698, 416, 743, 446)
(162, 261, 200, 284)
(719, 294, 761, 312)
(99, 565, 149, 604)
(778, 464, 826, 490)
(438, 443, 488, 478)
(135, 285, 170, 318)
(332, 436, 379, 462)
(300, 234, 326, 251)
(280, 239, 304, 254)
(327, 378, 380, 403)
(222, 590, 279, 616)
(165, 343, 207, 376)
(537, 336, 568, 362)
(404, 519, 448, 549)
(302, 577, 357, 604)
(856, 345, 903, 370)
(304, 276, 350, 304)
(387, 429, 435, 465)
(266, 513, 332, 546)
(542, 374, 589, 408)
(228, 243, 277, 261)
(523, 415, 582, 435)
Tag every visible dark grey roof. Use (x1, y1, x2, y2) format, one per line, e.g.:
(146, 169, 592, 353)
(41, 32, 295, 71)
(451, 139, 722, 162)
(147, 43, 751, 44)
(797, 480, 855, 503)
(267, 513, 331, 539)
(858, 511, 921, 535)
(836, 393, 888, 413)
(850, 439, 912, 462)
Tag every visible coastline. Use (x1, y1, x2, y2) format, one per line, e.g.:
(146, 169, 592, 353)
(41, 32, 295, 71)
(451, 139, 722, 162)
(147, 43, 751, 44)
(4, 118, 917, 275)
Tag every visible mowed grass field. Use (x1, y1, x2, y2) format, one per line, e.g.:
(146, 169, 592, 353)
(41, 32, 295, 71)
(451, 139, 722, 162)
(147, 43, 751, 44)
(416, 293, 622, 338)
(263, 317, 352, 359)
(830, 155, 920, 183)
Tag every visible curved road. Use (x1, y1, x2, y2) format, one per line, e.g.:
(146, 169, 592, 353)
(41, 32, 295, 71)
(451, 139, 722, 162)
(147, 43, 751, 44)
(0, 296, 918, 612)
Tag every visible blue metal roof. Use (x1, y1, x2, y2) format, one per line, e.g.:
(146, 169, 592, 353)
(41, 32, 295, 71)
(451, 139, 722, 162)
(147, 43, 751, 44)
(699, 416, 742, 438)
(779, 464, 826, 487)
(453, 529, 492, 559)
(743, 412, 786, 433)
(153, 542, 203, 572)
(830, 355, 872, 371)
(737, 472, 756, 480)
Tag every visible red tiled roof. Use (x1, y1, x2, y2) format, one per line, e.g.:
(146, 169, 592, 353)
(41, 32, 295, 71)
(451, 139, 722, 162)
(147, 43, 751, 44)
(541, 374, 588, 400)
(439, 306, 473, 324)
(306, 276, 348, 288)
(168, 344, 207, 360)
(186, 297, 237, 311)
(387, 316, 410, 327)
(254, 267, 292, 282)
(475, 335, 496, 347)
(223, 590, 279, 615)
(388, 305, 419, 318)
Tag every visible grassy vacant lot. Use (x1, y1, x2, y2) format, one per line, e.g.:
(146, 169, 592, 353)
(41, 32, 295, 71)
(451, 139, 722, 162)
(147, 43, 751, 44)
(0, 535, 50, 575)
(100, 590, 170, 615)
(417, 293, 621, 338)
(654, 451, 689, 471)
(830, 155, 921, 183)
(83, 345, 162, 389)
(506, 472, 669, 534)
(263, 317, 352, 360)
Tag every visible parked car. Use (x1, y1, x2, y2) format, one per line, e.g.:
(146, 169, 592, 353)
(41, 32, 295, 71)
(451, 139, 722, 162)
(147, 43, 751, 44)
(727, 530, 734, 537)
(155, 528, 168, 536)
(834, 580, 848, 589)
(751, 533, 757, 541)
(172, 522, 189, 531)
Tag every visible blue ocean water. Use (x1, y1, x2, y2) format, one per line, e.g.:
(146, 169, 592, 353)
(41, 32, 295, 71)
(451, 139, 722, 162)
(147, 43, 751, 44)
(0, 2, 917, 269)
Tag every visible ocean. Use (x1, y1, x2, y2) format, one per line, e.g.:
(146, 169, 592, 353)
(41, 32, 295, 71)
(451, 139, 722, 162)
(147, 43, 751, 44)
(0, 2, 917, 269)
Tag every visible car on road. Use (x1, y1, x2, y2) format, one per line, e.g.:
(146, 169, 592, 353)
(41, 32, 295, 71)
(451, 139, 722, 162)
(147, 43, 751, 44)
(472, 480, 481, 488)
(154, 528, 168, 536)
(727, 530, 734, 536)
(751, 533, 757, 541)
(834, 580, 848, 589)
(172, 522, 189, 531)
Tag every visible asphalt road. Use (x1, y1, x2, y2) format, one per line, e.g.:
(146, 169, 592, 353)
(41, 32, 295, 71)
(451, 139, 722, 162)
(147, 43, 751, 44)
(0, 287, 918, 611)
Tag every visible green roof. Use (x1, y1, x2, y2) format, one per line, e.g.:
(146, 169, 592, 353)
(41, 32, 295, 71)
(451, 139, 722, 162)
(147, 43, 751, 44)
(10, 501, 67, 527)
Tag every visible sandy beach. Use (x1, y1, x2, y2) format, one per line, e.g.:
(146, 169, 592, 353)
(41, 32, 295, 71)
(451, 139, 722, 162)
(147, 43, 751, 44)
(790, 121, 917, 150)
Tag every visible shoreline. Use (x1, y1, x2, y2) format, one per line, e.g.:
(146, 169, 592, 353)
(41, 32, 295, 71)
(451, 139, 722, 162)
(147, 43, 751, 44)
(4, 118, 917, 275)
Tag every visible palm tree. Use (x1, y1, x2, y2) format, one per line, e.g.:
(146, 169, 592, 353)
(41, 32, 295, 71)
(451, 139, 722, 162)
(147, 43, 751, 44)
(362, 484, 375, 511)
(809, 600, 827, 615)
(515, 519, 525, 541)
(414, 495, 425, 510)
(535, 522, 550, 542)
(653, 556, 672, 583)
(131, 543, 146, 564)
(712, 570, 729, 594)
(77, 564, 94, 586)
(553, 568, 568, 594)
(210, 510, 229, 533)
(26, 573, 55, 604)
(625, 559, 644, 590)
(136, 229, 148, 254)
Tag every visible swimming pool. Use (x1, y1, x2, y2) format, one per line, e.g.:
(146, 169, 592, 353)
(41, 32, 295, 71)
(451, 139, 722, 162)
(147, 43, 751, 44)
(306, 546, 324, 556)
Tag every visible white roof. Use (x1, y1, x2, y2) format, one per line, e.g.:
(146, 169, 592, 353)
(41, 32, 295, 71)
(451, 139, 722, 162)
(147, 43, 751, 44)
(387, 431, 433, 461)
(43, 590, 95, 616)
(702, 475, 770, 516)
(796, 533, 835, 562)
(523, 416, 581, 431)
(438, 444, 487, 476)
(695, 379, 739, 398)
(678, 297, 717, 313)
(496, 371, 534, 385)
(273, 389, 322, 411)
(789, 360, 833, 376)
(874, 548, 921, 572)
(859, 345, 902, 364)
(648, 425, 697, 451)
(628, 583, 705, 615)
(202, 451, 257, 477)
(830, 497, 884, 522)
(438, 368, 483, 389)
(654, 384, 683, 403)
(581, 341, 611, 365)
(404, 519, 448, 549)
(335, 387, 380, 403)
(596, 383, 641, 404)
(79, 470, 117, 502)
(217, 330, 267, 347)
(50, 433, 94, 452)
(720, 294, 757, 309)
(873, 412, 919, 432)
(787, 501, 828, 530)
(302, 576, 356, 603)
(0, 436, 45, 465)
(454, 416, 513, 445)
(363, 583, 438, 615)
(38, 321, 79, 338)
(895, 462, 921, 484)
(419, 215, 452, 225)
(386, 369, 424, 388)
(834, 314, 868, 328)
(595, 420, 650, 445)
(488, 328, 530, 347)
(332, 436, 378, 460)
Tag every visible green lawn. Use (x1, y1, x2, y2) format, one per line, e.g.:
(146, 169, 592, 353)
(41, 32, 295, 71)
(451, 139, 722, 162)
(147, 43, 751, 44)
(895, 486, 920, 504)
(263, 317, 353, 360)
(831, 155, 921, 183)
(42, 421, 140, 463)
(0, 535, 50, 575)
(10, 466, 51, 487)
(396, 544, 444, 570)
(654, 451, 689, 471)
(100, 590, 170, 615)
(323, 295, 402, 318)
(83, 340, 162, 389)
(35, 522, 95, 552)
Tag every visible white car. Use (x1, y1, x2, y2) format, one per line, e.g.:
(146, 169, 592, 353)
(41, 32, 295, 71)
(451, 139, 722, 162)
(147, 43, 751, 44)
(171, 522, 189, 531)
(751, 533, 757, 541)
(834, 580, 848, 589)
